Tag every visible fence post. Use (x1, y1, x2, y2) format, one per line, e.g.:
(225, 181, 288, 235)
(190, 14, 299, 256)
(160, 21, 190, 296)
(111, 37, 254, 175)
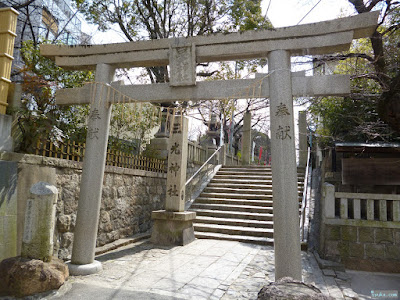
(394, 201, 400, 222)
(220, 144, 227, 166)
(323, 183, 335, 219)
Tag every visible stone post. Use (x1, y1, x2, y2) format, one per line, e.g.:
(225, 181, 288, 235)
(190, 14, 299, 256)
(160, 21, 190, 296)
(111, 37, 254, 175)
(151, 116, 196, 246)
(241, 111, 251, 165)
(0, 114, 13, 152)
(149, 108, 170, 160)
(298, 111, 307, 168)
(220, 144, 227, 166)
(0, 161, 18, 261)
(323, 183, 335, 219)
(21, 182, 58, 262)
(268, 49, 302, 281)
(69, 64, 115, 275)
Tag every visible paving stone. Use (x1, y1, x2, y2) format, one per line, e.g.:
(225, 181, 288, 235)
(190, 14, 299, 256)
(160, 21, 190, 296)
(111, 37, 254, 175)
(336, 271, 351, 281)
(322, 269, 336, 277)
(189, 276, 222, 289)
(48, 239, 350, 300)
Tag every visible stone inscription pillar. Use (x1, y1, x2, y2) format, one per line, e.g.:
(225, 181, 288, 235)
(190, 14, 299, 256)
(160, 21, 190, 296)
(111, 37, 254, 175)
(268, 49, 302, 281)
(241, 111, 251, 165)
(166, 116, 189, 212)
(151, 116, 196, 246)
(21, 182, 58, 262)
(70, 64, 115, 275)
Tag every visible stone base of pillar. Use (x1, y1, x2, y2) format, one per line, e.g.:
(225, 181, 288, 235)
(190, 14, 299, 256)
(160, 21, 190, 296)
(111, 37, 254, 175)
(67, 260, 102, 276)
(148, 137, 169, 160)
(151, 210, 196, 246)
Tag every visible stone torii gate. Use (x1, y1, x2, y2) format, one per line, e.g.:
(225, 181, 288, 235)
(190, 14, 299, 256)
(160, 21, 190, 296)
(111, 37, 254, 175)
(41, 11, 379, 280)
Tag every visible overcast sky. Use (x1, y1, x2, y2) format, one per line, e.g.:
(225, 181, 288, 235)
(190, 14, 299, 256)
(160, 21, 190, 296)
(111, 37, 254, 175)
(263, 0, 355, 27)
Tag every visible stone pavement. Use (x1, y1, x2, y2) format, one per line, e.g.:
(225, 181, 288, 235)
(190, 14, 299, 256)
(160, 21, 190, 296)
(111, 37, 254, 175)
(45, 238, 356, 300)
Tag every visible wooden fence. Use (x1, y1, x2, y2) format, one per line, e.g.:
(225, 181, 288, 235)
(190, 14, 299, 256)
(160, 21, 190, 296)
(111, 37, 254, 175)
(34, 139, 166, 173)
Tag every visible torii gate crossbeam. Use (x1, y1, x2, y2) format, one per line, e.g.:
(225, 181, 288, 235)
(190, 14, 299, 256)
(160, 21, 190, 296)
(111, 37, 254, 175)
(40, 11, 379, 280)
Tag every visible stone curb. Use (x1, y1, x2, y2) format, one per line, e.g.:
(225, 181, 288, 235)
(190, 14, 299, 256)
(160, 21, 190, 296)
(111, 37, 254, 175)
(94, 232, 151, 256)
(313, 251, 360, 300)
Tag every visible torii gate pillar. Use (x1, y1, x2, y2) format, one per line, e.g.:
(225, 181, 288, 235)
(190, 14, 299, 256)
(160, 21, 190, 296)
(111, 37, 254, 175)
(68, 63, 115, 275)
(268, 50, 302, 280)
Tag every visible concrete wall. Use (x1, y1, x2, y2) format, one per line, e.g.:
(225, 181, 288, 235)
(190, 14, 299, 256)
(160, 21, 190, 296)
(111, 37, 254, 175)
(0, 151, 166, 261)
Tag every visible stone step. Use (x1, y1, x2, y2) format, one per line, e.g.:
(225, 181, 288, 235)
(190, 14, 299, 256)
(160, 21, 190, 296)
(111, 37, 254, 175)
(202, 188, 304, 196)
(218, 169, 272, 174)
(199, 192, 273, 200)
(196, 197, 302, 208)
(190, 208, 274, 221)
(193, 223, 274, 238)
(205, 184, 304, 192)
(203, 187, 275, 195)
(195, 197, 273, 207)
(194, 231, 274, 246)
(209, 179, 273, 185)
(191, 203, 274, 214)
(194, 215, 274, 228)
(213, 174, 304, 181)
(217, 170, 272, 177)
(221, 165, 271, 168)
(208, 182, 273, 189)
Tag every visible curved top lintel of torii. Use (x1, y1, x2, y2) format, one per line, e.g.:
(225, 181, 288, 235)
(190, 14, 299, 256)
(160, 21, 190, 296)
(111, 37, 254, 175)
(40, 11, 380, 71)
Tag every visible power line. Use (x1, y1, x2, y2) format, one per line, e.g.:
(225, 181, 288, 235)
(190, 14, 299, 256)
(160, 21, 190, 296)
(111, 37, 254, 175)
(265, 0, 272, 17)
(297, 0, 323, 25)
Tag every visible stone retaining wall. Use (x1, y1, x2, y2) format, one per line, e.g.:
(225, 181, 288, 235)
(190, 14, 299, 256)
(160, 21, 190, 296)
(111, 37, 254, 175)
(0, 152, 167, 261)
(321, 224, 400, 272)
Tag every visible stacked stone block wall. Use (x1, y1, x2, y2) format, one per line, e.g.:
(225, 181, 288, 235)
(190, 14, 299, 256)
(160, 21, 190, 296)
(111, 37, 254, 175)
(0, 152, 166, 261)
(322, 224, 400, 272)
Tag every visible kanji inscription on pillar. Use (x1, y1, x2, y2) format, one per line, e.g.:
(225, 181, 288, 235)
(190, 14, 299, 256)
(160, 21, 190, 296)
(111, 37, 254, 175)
(89, 108, 101, 120)
(273, 102, 292, 141)
(166, 117, 189, 212)
(169, 43, 196, 87)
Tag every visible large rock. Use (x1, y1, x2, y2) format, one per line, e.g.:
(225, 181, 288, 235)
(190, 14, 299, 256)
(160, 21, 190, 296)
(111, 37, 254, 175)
(0, 256, 69, 297)
(258, 277, 334, 300)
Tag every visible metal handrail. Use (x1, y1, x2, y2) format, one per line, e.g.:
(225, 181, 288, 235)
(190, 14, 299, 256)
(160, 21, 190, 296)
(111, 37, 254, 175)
(300, 147, 312, 242)
(185, 146, 222, 187)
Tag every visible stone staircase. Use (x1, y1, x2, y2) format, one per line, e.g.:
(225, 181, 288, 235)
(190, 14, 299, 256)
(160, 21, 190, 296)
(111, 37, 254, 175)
(189, 165, 305, 245)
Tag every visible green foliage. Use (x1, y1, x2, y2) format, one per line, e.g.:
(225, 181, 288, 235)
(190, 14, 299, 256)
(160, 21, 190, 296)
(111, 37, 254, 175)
(308, 96, 399, 146)
(15, 41, 93, 153)
(309, 1, 400, 145)
(74, 0, 272, 40)
(230, 0, 271, 32)
(141, 144, 162, 159)
(109, 103, 160, 153)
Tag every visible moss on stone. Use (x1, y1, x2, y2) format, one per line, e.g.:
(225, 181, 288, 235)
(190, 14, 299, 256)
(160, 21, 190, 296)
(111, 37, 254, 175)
(341, 226, 357, 242)
(338, 241, 350, 257)
(365, 244, 385, 259)
(326, 225, 341, 241)
(375, 228, 394, 244)
(359, 227, 374, 243)
(349, 243, 364, 259)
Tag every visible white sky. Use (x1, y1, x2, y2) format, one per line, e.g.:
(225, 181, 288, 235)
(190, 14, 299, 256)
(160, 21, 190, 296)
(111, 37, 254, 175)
(263, 0, 355, 27)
